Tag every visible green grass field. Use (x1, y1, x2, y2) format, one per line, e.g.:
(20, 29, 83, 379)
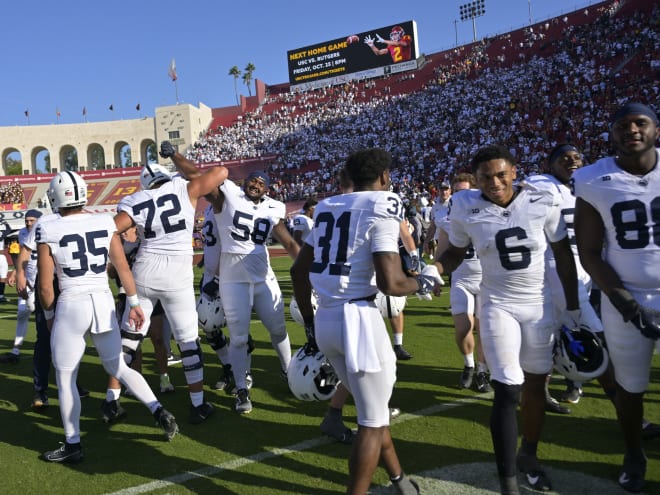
(0, 254, 658, 494)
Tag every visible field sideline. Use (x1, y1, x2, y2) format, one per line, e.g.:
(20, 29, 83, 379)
(0, 253, 658, 494)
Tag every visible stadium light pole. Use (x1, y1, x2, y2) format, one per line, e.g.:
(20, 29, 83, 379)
(459, 0, 486, 42)
(528, 0, 533, 24)
(454, 19, 459, 46)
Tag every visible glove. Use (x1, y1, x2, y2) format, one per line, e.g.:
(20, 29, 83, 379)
(159, 140, 176, 158)
(364, 35, 375, 47)
(202, 277, 219, 299)
(559, 326, 586, 358)
(415, 265, 443, 300)
(376, 33, 386, 43)
(408, 251, 420, 274)
(630, 306, 660, 340)
(608, 288, 640, 321)
(304, 322, 319, 354)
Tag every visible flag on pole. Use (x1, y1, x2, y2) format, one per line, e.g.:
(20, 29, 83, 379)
(168, 58, 178, 81)
(82, 106, 87, 116)
(24, 109, 29, 117)
(136, 103, 141, 111)
(56, 107, 61, 118)
(109, 104, 114, 111)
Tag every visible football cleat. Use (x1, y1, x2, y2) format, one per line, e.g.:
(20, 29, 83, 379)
(154, 407, 179, 441)
(475, 372, 493, 393)
(77, 385, 90, 399)
(235, 388, 252, 414)
(41, 442, 83, 464)
(618, 451, 647, 493)
(559, 383, 582, 404)
(517, 451, 552, 492)
(393, 345, 412, 361)
(545, 396, 571, 414)
(101, 399, 127, 424)
(32, 391, 49, 409)
(459, 366, 474, 389)
(320, 415, 354, 444)
(160, 374, 175, 393)
(214, 364, 236, 394)
(189, 401, 214, 424)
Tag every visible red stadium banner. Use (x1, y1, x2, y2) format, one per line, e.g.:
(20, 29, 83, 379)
(84, 182, 110, 206)
(0, 203, 27, 211)
(100, 179, 141, 204)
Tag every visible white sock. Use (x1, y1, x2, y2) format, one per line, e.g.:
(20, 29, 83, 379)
(463, 354, 475, 368)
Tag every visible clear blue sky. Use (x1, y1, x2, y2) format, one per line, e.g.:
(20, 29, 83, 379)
(0, 0, 601, 127)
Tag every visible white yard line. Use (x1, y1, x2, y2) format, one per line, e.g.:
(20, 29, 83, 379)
(105, 395, 486, 495)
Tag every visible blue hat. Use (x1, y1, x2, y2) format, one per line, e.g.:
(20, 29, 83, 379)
(25, 209, 43, 219)
(246, 171, 270, 187)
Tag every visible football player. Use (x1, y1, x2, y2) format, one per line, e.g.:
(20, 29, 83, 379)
(37, 171, 177, 463)
(104, 160, 228, 425)
(160, 142, 256, 395)
(364, 25, 413, 63)
(435, 173, 491, 393)
(425, 181, 451, 258)
(1, 209, 42, 363)
(292, 199, 317, 246)
(573, 102, 660, 493)
(291, 148, 441, 495)
(214, 169, 300, 414)
(434, 144, 584, 495)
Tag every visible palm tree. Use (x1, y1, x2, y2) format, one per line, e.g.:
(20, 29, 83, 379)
(243, 63, 256, 96)
(228, 66, 241, 105)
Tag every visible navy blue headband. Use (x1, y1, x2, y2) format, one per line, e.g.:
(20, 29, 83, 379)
(612, 102, 658, 125)
(548, 144, 579, 165)
(246, 171, 270, 187)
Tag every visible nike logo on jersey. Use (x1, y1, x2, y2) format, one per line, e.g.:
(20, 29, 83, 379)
(530, 197, 541, 203)
(268, 205, 277, 208)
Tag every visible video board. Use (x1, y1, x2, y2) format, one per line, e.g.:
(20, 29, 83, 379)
(287, 20, 419, 91)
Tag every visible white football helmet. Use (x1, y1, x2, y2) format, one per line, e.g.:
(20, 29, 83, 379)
(197, 295, 226, 332)
(290, 293, 318, 325)
(140, 164, 172, 190)
(48, 171, 87, 210)
(554, 325, 609, 382)
(287, 345, 339, 401)
(375, 291, 407, 319)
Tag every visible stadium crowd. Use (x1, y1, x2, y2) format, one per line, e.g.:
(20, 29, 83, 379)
(186, 1, 658, 205)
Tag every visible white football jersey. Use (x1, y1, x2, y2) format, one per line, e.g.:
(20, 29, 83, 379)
(118, 177, 194, 256)
(37, 213, 116, 301)
(308, 190, 404, 307)
(448, 183, 566, 305)
(26, 213, 60, 286)
(572, 151, 660, 294)
(430, 199, 450, 239)
(292, 213, 313, 241)
(201, 204, 221, 279)
(438, 207, 481, 285)
(215, 179, 285, 255)
(526, 174, 591, 284)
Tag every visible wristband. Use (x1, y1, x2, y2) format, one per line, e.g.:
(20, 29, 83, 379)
(127, 294, 140, 308)
(43, 308, 55, 319)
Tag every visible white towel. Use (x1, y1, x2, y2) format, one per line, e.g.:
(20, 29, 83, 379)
(343, 301, 381, 374)
(91, 292, 117, 334)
